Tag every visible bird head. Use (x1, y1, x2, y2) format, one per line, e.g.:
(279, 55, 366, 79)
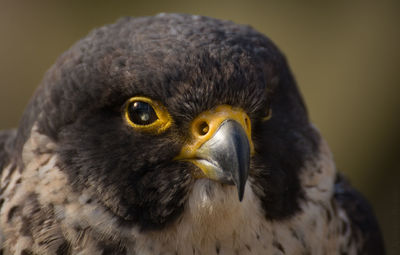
(14, 14, 320, 232)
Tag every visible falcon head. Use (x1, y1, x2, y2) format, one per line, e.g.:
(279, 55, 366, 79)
(14, 14, 319, 234)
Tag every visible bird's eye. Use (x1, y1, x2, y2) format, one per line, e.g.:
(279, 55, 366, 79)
(124, 97, 172, 133)
(127, 101, 158, 125)
(261, 108, 272, 122)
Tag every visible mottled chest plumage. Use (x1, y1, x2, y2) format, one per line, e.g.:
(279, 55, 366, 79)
(0, 13, 384, 255)
(1, 129, 358, 255)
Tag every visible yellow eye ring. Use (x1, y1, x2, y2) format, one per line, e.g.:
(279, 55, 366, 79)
(124, 96, 172, 134)
(262, 108, 272, 121)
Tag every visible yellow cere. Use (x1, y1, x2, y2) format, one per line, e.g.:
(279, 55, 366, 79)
(124, 96, 172, 134)
(175, 105, 255, 162)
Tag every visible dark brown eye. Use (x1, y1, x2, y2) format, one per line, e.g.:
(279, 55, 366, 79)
(124, 97, 172, 133)
(127, 101, 158, 125)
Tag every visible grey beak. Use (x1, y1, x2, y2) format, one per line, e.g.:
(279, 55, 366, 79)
(195, 120, 251, 201)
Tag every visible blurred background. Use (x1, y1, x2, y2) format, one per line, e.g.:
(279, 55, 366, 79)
(0, 0, 399, 253)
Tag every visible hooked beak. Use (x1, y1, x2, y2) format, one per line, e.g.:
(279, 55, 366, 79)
(174, 105, 254, 201)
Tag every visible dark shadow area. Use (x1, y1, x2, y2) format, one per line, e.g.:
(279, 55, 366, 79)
(0, 0, 399, 253)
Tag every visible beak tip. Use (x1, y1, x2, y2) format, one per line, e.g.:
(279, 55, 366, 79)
(237, 184, 246, 202)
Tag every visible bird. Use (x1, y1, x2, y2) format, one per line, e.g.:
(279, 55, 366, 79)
(0, 14, 385, 255)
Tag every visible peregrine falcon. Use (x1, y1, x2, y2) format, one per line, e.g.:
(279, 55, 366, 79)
(0, 14, 384, 254)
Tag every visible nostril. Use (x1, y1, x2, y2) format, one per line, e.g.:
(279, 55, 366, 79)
(197, 121, 209, 136)
(245, 117, 250, 129)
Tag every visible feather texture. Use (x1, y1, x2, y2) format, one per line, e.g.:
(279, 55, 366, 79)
(0, 14, 384, 254)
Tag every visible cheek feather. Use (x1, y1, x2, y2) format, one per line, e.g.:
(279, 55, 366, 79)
(0, 14, 383, 255)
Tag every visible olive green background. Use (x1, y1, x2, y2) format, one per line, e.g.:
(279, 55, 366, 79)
(0, 0, 399, 253)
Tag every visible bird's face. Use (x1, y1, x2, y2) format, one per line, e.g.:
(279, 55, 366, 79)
(20, 15, 319, 232)
(55, 51, 272, 230)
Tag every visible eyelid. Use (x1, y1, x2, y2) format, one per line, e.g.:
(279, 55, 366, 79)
(261, 109, 272, 122)
(124, 96, 172, 134)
